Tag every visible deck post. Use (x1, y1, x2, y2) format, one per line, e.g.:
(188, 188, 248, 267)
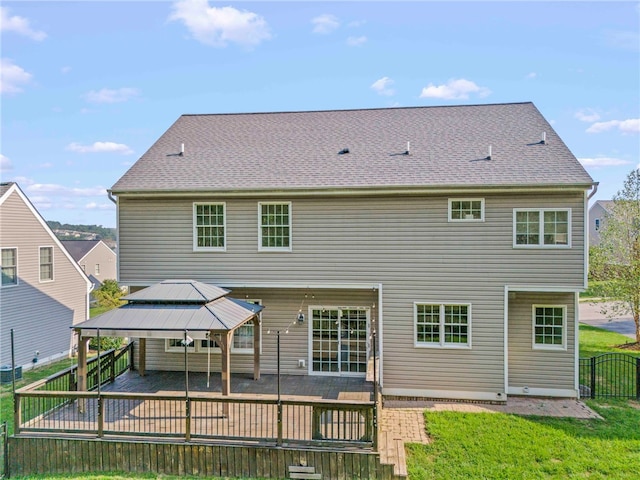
(220, 332, 231, 417)
(76, 333, 90, 413)
(13, 393, 21, 435)
(253, 316, 261, 380)
(138, 338, 146, 376)
(97, 397, 104, 437)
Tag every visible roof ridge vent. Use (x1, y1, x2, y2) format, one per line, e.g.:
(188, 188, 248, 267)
(541, 132, 546, 144)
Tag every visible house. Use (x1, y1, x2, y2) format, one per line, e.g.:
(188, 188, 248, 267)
(588, 200, 614, 246)
(108, 102, 596, 402)
(0, 183, 92, 369)
(61, 240, 118, 300)
(61, 240, 117, 281)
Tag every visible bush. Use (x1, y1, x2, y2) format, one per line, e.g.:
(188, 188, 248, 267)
(89, 336, 124, 352)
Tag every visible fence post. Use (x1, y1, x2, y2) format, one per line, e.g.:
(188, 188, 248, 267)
(185, 397, 191, 442)
(590, 356, 596, 399)
(2, 421, 8, 479)
(636, 358, 640, 400)
(13, 393, 21, 435)
(110, 350, 115, 384)
(97, 396, 104, 438)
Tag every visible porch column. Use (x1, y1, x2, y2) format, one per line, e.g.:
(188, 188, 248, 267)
(220, 331, 231, 396)
(76, 332, 90, 414)
(253, 316, 260, 380)
(138, 337, 146, 377)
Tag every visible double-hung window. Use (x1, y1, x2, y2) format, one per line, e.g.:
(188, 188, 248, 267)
(165, 337, 196, 353)
(533, 305, 566, 350)
(194, 203, 226, 251)
(39, 246, 54, 282)
(1, 248, 18, 287)
(449, 199, 484, 221)
(259, 202, 291, 251)
(514, 209, 571, 247)
(415, 303, 471, 348)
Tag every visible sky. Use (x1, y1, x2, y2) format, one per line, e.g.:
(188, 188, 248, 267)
(1, 1, 639, 229)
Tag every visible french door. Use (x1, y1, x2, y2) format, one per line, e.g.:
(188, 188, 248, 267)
(311, 307, 369, 376)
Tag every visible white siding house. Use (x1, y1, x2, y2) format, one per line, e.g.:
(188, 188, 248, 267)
(109, 103, 596, 401)
(0, 183, 92, 369)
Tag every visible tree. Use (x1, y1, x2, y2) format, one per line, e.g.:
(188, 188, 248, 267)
(591, 169, 640, 343)
(93, 279, 125, 309)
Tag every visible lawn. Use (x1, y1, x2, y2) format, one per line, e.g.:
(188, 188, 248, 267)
(579, 324, 639, 358)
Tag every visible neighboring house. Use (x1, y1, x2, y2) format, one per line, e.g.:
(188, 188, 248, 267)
(61, 240, 118, 296)
(0, 183, 92, 369)
(109, 102, 596, 401)
(588, 200, 614, 246)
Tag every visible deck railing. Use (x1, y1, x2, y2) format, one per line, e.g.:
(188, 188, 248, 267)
(14, 391, 375, 449)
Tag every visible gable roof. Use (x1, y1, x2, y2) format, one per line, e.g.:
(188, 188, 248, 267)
(61, 240, 102, 262)
(0, 182, 92, 292)
(111, 102, 594, 195)
(590, 200, 615, 214)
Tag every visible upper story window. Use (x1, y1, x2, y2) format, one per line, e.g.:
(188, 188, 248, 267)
(39, 246, 54, 282)
(259, 202, 292, 251)
(533, 305, 566, 350)
(194, 203, 226, 251)
(1, 248, 18, 287)
(449, 199, 484, 222)
(415, 303, 471, 348)
(95, 264, 100, 275)
(514, 209, 571, 247)
(595, 218, 601, 231)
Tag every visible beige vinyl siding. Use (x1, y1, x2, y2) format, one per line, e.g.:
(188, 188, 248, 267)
(508, 292, 576, 392)
(0, 191, 89, 367)
(118, 191, 585, 395)
(80, 242, 117, 280)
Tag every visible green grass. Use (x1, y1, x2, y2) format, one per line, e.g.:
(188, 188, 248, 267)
(407, 400, 640, 480)
(90, 305, 113, 317)
(579, 324, 639, 358)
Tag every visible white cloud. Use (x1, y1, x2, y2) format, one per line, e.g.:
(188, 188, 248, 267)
(0, 58, 33, 94)
(586, 118, 640, 134)
(85, 202, 113, 211)
(169, 0, 271, 48)
(603, 30, 640, 51)
(83, 87, 140, 104)
(347, 20, 366, 28)
(0, 6, 47, 41)
(66, 141, 134, 155)
(526, 72, 537, 79)
(26, 183, 106, 197)
(312, 14, 340, 34)
(61, 66, 72, 74)
(575, 109, 601, 123)
(420, 78, 491, 100)
(346, 36, 367, 47)
(371, 77, 395, 96)
(578, 157, 633, 167)
(38, 162, 54, 169)
(0, 154, 13, 172)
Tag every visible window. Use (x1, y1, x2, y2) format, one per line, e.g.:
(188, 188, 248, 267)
(95, 264, 100, 275)
(514, 209, 570, 247)
(415, 303, 471, 348)
(165, 337, 196, 352)
(259, 202, 291, 251)
(595, 218, 600, 231)
(533, 305, 566, 350)
(449, 199, 484, 221)
(39, 246, 53, 282)
(194, 203, 226, 251)
(1, 248, 17, 286)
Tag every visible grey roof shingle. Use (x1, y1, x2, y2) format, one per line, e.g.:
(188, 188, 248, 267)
(61, 240, 101, 262)
(0, 182, 15, 198)
(123, 279, 230, 303)
(111, 102, 593, 193)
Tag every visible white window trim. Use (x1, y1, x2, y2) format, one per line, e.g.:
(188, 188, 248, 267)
(513, 208, 572, 248)
(39, 245, 54, 283)
(414, 302, 472, 349)
(532, 304, 567, 351)
(448, 198, 485, 222)
(165, 338, 196, 353)
(258, 201, 292, 252)
(193, 202, 227, 252)
(1, 247, 19, 288)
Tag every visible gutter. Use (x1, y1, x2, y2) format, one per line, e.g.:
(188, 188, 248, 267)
(587, 182, 599, 200)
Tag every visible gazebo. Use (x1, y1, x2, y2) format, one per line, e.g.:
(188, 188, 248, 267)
(73, 279, 264, 396)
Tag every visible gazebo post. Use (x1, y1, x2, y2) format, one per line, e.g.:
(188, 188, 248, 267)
(76, 331, 90, 413)
(253, 316, 260, 380)
(138, 337, 146, 376)
(220, 331, 231, 417)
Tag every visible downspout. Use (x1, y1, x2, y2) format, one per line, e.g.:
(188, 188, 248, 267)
(587, 182, 599, 201)
(107, 190, 120, 283)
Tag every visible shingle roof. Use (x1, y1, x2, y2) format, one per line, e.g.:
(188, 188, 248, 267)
(0, 182, 15, 198)
(123, 279, 230, 303)
(111, 102, 593, 193)
(61, 240, 101, 262)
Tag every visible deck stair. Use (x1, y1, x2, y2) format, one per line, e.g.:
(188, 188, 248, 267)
(288, 465, 322, 479)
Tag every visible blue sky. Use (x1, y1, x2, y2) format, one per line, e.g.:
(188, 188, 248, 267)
(1, 1, 638, 228)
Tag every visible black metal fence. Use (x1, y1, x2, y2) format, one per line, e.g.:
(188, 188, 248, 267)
(579, 353, 640, 399)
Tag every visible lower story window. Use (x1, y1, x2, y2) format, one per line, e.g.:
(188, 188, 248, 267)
(533, 305, 566, 350)
(165, 337, 195, 352)
(415, 303, 471, 348)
